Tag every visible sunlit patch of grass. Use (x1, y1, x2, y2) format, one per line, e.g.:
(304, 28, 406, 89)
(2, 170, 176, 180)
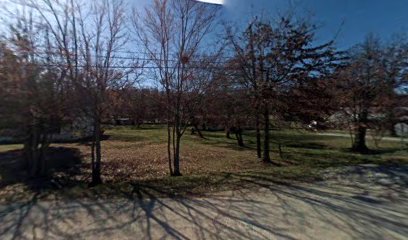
(0, 144, 22, 153)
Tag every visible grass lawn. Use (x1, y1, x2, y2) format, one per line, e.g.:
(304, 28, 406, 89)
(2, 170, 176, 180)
(0, 125, 407, 202)
(0, 144, 22, 152)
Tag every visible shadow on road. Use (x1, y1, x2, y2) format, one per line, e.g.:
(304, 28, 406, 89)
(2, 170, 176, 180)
(0, 165, 407, 239)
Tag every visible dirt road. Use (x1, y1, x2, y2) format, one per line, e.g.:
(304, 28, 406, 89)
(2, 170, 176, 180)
(1, 165, 407, 240)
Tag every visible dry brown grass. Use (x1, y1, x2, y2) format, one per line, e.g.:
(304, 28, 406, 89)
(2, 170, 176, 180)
(0, 126, 406, 202)
(58, 136, 260, 183)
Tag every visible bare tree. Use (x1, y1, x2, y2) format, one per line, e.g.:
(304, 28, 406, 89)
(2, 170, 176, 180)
(26, 0, 135, 185)
(226, 16, 339, 163)
(382, 36, 408, 136)
(133, 0, 220, 176)
(335, 35, 393, 152)
(225, 19, 262, 157)
(0, 8, 72, 177)
(109, 87, 166, 126)
(206, 72, 252, 146)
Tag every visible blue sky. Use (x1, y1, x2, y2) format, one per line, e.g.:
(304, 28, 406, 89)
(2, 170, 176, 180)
(222, 0, 408, 49)
(136, 0, 408, 50)
(2, 0, 406, 50)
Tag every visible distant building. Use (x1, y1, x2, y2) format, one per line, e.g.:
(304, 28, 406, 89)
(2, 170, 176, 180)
(51, 116, 94, 142)
(0, 116, 94, 144)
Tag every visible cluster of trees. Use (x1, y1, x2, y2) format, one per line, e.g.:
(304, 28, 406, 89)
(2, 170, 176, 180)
(109, 88, 166, 126)
(0, 0, 407, 184)
(225, 18, 342, 162)
(1, 0, 137, 184)
(333, 35, 408, 152)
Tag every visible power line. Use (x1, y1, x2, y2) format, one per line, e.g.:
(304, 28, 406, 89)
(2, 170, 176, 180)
(25, 62, 234, 71)
(17, 48, 233, 66)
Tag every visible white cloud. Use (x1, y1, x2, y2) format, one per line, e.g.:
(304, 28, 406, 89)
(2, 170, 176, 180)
(195, 0, 224, 5)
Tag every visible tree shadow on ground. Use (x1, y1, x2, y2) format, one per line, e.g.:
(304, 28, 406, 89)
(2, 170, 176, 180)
(285, 142, 328, 150)
(198, 130, 335, 154)
(0, 147, 83, 191)
(197, 133, 256, 152)
(0, 164, 407, 239)
(341, 147, 404, 155)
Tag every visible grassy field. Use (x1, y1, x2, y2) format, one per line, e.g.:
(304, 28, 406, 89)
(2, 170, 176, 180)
(0, 125, 407, 202)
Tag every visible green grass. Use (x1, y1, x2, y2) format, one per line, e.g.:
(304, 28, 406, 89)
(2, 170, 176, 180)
(0, 144, 22, 152)
(0, 144, 23, 153)
(103, 126, 408, 179)
(106, 125, 167, 143)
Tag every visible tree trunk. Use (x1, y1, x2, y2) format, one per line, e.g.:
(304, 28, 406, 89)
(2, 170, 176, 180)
(24, 122, 50, 178)
(250, 24, 261, 159)
(173, 133, 182, 176)
(29, 124, 40, 177)
(352, 110, 369, 153)
(193, 123, 204, 138)
(389, 118, 397, 137)
(172, 94, 182, 176)
(263, 104, 271, 162)
(167, 121, 173, 176)
(235, 127, 244, 147)
(352, 124, 369, 152)
(278, 143, 283, 160)
(390, 125, 397, 137)
(91, 120, 102, 186)
(255, 113, 262, 159)
(39, 133, 48, 176)
(91, 135, 95, 178)
(23, 132, 33, 171)
(172, 123, 176, 173)
(226, 127, 231, 139)
(388, 105, 397, 137)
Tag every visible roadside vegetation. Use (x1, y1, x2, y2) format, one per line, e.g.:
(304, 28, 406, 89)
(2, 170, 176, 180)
(1, 125, 406, 202)
(0, 0, 407, 204)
